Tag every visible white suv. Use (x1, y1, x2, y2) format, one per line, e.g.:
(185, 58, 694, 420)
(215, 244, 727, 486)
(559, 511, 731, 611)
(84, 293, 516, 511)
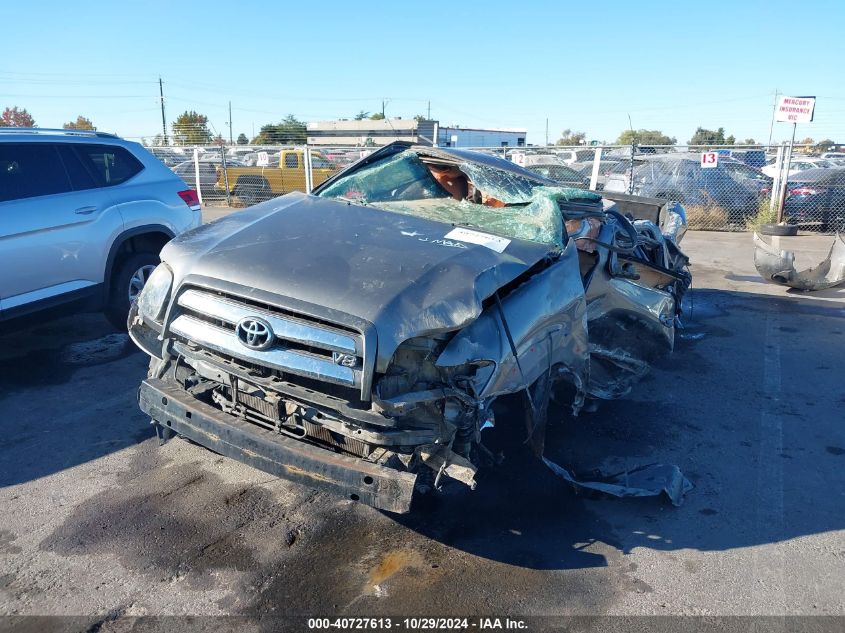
(0, 128, 202, 328)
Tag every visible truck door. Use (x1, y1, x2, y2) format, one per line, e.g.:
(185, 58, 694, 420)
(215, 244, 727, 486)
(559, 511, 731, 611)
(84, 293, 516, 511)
(281, 152, 306, 193)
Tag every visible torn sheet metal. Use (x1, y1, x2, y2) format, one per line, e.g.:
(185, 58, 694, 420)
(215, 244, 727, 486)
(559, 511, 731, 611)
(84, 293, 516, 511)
(543, 458, 693, 506)
(753, 232, 845, 291)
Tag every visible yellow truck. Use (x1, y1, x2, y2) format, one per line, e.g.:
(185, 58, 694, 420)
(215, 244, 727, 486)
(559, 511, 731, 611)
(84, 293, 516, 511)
(216, 149, 337, 205)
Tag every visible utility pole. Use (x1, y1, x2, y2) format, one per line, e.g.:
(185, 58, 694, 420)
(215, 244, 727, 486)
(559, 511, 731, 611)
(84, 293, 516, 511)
(767, 89, 779, 149)
(228, 101, 233, 145)
(382, 99, 385, 118)
(627, 114, 636, 195)
(545, 118, 549, 146)
(427, 100, 431, 120)
(159, 77, 168, 145)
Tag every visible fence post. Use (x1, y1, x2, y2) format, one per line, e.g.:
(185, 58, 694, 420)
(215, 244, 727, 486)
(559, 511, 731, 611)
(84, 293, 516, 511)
(589, 146, 602, 191)
(220, 145, 232, 207)
(192, 147, 204, 206)
(776, 138, 794, 224)
(769, 143, 784, 216)
(304, 146, 313, 194)
(775, 125, 797, 224)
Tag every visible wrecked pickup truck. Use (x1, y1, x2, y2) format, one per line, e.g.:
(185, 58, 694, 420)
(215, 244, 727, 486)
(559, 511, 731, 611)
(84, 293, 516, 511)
(129, 142, 692, 513)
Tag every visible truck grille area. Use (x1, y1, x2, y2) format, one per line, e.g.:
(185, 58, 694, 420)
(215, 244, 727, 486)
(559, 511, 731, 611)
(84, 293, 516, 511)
(216, 384, 372, 459)
(169, 287, 369, 396)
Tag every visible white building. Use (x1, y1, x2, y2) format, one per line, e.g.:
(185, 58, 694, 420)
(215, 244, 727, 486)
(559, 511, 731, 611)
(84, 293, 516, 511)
(306, 118, 526, 147)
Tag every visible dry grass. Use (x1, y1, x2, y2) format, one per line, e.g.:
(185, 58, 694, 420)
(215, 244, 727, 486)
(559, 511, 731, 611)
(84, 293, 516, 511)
(684, 205, 729, 230)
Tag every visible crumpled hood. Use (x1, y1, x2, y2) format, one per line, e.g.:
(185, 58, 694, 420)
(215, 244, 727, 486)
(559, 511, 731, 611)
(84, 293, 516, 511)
(163, 192, 556, 369)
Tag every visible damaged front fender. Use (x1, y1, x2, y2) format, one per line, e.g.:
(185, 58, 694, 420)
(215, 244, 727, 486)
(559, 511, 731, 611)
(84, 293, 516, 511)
(435, 239, 589, 402)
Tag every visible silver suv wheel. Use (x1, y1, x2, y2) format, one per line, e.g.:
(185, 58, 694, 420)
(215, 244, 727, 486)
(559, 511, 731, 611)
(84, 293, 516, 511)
(128, 264, 157, 302)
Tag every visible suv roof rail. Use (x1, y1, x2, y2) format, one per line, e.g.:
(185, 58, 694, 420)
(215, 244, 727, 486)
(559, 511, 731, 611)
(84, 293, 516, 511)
(0, 127, 119, 139)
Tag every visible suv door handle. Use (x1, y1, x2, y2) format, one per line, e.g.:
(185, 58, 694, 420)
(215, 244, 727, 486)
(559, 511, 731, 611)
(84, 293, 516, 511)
(74, 206, 97, 215)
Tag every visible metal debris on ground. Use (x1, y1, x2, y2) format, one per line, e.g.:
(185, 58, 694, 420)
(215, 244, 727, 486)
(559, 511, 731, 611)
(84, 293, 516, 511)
(753, 232, 845, 291)
(542, 458, 694, 506)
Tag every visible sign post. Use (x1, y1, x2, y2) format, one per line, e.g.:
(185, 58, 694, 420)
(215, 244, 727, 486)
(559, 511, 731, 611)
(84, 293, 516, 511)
(773, 96, 816, 223)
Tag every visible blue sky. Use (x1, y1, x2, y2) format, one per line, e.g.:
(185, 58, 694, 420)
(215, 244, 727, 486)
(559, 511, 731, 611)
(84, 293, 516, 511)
(2, 0, 843, 145)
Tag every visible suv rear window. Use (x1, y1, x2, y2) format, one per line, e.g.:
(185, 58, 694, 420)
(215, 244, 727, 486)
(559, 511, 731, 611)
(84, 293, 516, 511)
(0, 143, 72, 202)
(73, 144, 143, 186)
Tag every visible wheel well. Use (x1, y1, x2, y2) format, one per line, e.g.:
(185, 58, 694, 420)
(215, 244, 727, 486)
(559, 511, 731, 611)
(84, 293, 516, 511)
(114, 233, 170, 266)
(104, 230, 172, 301)
(235, 175, 270, 188)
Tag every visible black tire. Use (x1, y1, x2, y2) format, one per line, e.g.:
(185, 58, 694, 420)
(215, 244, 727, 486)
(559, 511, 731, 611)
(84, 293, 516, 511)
(758, 223, 798, 236)
(233, 176, 272, 206)
(104, 252, 160, 330)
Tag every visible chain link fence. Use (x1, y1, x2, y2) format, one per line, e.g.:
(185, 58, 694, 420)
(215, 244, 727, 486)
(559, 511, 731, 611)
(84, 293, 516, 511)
(150, 143, 845, 233)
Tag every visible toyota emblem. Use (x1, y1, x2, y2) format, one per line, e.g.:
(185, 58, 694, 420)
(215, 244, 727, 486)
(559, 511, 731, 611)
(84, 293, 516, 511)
(235, 317, 275, 351)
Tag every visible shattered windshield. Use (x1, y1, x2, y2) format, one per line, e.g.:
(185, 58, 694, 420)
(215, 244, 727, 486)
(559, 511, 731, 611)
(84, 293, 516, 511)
(316, 149, 601, 249)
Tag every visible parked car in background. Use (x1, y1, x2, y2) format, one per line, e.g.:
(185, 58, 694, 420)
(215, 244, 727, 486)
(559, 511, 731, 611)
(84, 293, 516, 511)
(719, 158, 773, 195)
(172, 157, 245, 198)
(216, 149, 336, 205)
(570, 159, 624, 190)
(603, 153, 764, 221)
(714, 148, 767, 168)
(173, 161, 219, 198)
(227, 147, 258, 161)
(550, 148, 597, 164)
(240, 150, 281, 167)
(0, 128, 201, 329)
(149, 147, 193, 167)
(523, 162, 590, 188)
(783, 167, 845, 232)
(762, 157, 838, 178)
(511, 153, 589, 188)
(821, 152, 845, 160)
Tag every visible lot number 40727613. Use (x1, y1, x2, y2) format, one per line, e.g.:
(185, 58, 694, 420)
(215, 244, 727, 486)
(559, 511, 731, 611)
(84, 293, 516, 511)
(700, 151, 719, 168)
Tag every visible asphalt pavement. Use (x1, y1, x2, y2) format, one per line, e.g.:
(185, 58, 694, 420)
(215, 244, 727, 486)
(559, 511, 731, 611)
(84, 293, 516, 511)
(1, 227, 843, 628)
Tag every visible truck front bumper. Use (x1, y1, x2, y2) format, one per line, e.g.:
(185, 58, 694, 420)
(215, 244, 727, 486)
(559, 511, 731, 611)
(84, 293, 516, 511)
(138, 378, 417, 513)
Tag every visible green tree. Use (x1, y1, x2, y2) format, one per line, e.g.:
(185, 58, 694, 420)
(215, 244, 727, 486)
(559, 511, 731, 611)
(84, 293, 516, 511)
(615, 129, 676, 146)
(743, 138, 757, 145)
(413, 114, 427, 122)
(252, 115, 307, 144)
(556, 129, 586, 145)
(725, 134, 736, 145)
(172, 110, 212, 145)
(1, 106, 35, 127)
(63, 115, 95, 130)
(688, 127, 728, 145)
(236, 133, 249, 145)
(370, 112, 385, 120)
(354, 110, 370, 120)
(816, 139, 835, 152)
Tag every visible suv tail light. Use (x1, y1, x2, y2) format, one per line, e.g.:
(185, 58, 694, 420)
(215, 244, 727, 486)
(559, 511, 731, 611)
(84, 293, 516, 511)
(178, 189, 201, 208)
(788, 186, 827, 197)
